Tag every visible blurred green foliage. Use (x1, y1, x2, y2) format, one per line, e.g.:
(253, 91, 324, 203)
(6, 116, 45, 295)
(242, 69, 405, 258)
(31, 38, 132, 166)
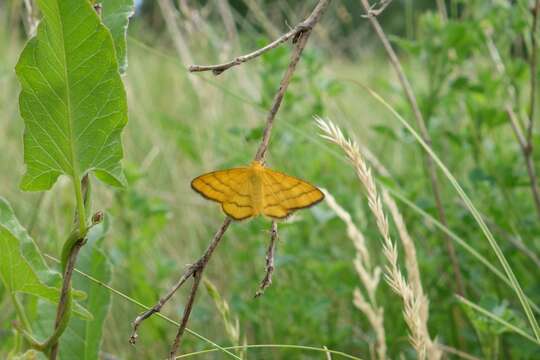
(1, 0, 540, 359)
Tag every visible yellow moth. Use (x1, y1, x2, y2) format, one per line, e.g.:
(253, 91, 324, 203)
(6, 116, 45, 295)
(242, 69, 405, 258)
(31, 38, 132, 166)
(191, 160, 324, 220)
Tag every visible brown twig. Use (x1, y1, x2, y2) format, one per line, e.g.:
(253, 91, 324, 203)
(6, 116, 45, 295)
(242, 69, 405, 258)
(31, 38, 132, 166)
(255, 221, 278, 297)
(484, 28, 540, 219)
(358, 0, 465, 297)
(189, 0, 330, 76)
(168, 268, 203, 358)
(129, 1, 331, 357)
(130, 218, 232, 346)
(360, 0, 392, 18)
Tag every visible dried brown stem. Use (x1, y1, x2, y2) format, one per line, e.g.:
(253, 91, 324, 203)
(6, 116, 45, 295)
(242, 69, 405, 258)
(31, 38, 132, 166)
(169, 269, 203, 359)
(360, 0, 392, 18)
(358, 0, 466, 299)
(255, 221, 278, 297)
(130, 2, 330, 357)
(130, 218, 232, 345)
(484, 29, 540, 219)
(189, 0, 330, 76)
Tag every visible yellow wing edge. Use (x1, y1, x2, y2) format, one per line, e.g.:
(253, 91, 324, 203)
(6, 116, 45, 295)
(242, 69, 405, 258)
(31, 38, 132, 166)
(190, 172, 223, 204)
(261, 168, 325, 219)
(265, 188, 325, 220)
(191, 168, 256, 221)
(191, 166, 325, 221)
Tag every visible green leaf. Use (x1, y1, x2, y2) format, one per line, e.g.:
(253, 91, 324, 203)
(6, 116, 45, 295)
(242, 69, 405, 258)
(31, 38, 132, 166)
(102, 0, 134, 74)
(0, 197, 91, 320)
(16, 0, 128, 192)
(57, 222, 112, 360)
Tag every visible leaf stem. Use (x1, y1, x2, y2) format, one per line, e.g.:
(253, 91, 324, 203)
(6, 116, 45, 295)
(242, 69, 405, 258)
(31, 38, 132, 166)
(48, 175, 90, 359)
(73, 174, 88, 235)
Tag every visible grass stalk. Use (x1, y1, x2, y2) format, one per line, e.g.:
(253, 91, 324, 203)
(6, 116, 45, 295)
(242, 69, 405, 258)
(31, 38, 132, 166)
(358, 0, 466, 301)
(360, 84, 540, 341)
(317, 118, 441, 359)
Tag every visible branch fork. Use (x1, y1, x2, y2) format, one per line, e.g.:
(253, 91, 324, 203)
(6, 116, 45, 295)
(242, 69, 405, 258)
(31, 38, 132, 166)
(129, 1, 331, 358)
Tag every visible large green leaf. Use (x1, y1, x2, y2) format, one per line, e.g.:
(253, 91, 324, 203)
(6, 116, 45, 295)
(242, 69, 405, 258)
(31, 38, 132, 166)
(16, 0, 128, 191)
(57, 221, 112, 360)
(0, 198, 91, 319)
(102, 0, 134, 74)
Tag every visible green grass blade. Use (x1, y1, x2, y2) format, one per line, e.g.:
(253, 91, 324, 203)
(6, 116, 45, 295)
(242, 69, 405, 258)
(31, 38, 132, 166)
(385, 187, 540, 315)
(358, 83, 540, 341)
(173, 344, 363, 359)
(456, 295, 540, 345)
(43, 254, 242, 360)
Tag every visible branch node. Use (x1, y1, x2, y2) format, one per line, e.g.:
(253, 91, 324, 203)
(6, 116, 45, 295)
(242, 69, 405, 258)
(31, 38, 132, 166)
(255, 222, 278, 298)
(133, 1, 330, 356)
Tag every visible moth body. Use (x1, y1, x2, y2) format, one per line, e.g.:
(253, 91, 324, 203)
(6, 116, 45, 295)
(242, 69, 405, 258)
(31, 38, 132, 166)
(191, 160, 324, 221)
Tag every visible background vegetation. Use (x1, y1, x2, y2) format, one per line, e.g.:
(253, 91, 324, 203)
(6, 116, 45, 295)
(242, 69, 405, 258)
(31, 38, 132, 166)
(1, 0, 540, 359)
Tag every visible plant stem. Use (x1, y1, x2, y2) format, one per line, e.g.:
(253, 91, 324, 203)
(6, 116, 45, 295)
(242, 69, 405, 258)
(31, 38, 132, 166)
(48, 175, 89, 359)
(527, 0, 540, 144)
(255, 221, 278, 297)
(42, 255, 238, 359)
(484, 29, 540, 219)
(129, 2, 331, 357)
(364, 84, 540, 341)
(73, 174, 88, 235)
(357, 0, 467, 347)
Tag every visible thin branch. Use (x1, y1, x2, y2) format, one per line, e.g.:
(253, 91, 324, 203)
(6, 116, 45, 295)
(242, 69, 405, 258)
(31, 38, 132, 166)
(360, 0, 392, 18)
(189, 0, 330, 75)
(254, 32, 311, 162)
(130, 218, 232, 345)
(484, 28, 540, 219)
(255, 221, 278, 297)
(130, 2, 331, 357)
(169, 270, 203, 359)
(527, 0, 540, 144)
(189, 27, 297, 75)
(358, 0, 466, 301)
